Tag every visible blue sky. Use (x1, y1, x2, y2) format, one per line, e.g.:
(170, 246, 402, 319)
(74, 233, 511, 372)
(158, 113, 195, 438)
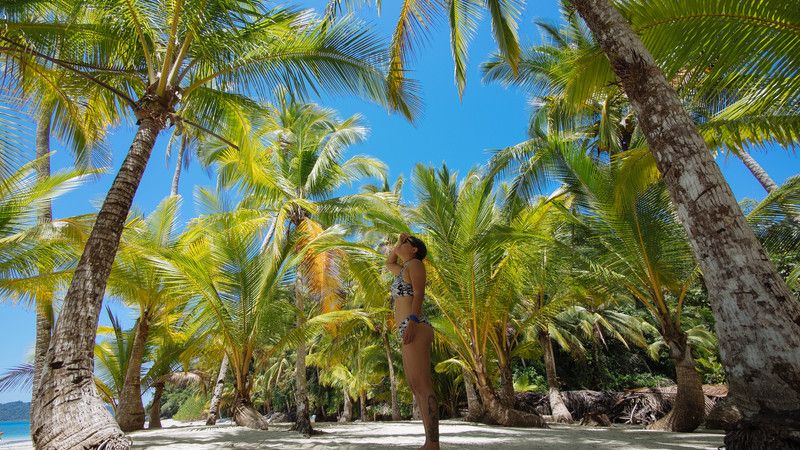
(1, 1, 797, 404)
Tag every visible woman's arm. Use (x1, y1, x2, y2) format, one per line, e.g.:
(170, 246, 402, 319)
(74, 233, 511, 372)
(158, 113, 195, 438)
(385, 233, 408, 275)
(407, 259, 427, 317)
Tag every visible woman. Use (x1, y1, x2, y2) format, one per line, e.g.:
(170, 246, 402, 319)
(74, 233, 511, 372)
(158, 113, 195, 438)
(386, 232, 439, 450)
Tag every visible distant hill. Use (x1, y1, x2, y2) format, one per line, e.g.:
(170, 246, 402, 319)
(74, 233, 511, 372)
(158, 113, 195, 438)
(0, 401, 30, 421)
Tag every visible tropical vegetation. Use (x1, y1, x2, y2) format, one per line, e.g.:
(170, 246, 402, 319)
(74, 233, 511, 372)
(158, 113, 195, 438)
(0, 1, 798, 449)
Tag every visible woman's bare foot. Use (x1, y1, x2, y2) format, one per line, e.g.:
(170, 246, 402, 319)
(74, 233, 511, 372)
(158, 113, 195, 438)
(419, 441, 440, 450)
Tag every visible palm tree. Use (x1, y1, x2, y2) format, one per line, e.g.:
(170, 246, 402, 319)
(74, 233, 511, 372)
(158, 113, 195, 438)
(143, 317, 207, 429)
(3, 41, 114, 423)
(481, 4, 798, 193)
(1, 1, 418, 445)
(500, 195, 579, 423)
(412, 163, 546, 427)
(209, 97, 390, 434)
(560, 146, 707, 431)
(106, 196, 184, 431)
(158, 194, 297, 430)
(569, 1, 800, 446)
(308, 321, 386, 422)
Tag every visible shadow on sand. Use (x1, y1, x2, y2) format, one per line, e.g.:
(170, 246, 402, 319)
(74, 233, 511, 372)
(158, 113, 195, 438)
(130, 420, 725, 449)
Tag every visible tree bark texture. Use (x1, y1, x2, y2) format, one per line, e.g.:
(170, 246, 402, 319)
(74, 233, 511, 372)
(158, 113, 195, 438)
(170, 134, 186, 196)
(736, 150, 777, 193)
(412, 396, 421, 420)
(473, 359, 547, 427)
(648, 333, 705, 432)
(206, 353, 229, 425)
(148, 382, 164, 429)
(339, 390, 352, 422)
(292, 282, 312, 435)
(498, 359, 515, 409)
(31, 105, 167, 449)
(571, 1, 800, 446)
(116, 313, 151, 431)
(359, 391, 368, 421)
(31, 112, 53, 437)
(463, 368, 484, 421)
(538, 331, 573, 423)
(233, 394, 269, 430)
(382, 331, 401, 420)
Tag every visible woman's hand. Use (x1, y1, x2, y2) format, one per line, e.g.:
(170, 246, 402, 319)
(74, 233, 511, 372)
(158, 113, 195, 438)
(403, 320, 417, 345)
(393, 232, 410, 253)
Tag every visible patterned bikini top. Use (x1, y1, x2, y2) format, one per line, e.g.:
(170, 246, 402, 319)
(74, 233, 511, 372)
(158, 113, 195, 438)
(390, 263, 414, 298)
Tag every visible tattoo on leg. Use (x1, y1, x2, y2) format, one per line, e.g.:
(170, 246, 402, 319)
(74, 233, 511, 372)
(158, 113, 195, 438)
(426, 394, 439, 442)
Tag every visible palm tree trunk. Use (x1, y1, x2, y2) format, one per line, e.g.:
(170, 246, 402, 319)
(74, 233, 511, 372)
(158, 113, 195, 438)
(116, 312, 151, 431)
(339, 390, 352, 422)
(170, 134, 186, 196)
(359, 391, 368, 421)
(498, 359, 515, 408)
(233, 390, 269, 430)
(463, 368, 484, 421)
(571, 1, 800, 447)
(31, 108, 167, 449)
(472, 358, 547, 427)
(31, 112, 53, 437)
(736, 150, 778, 193)
(206, 353, 229, 425)
(381, 331, 401, 420)
(293, 280, 312, 435)
(148, 382, 165, 429)
(649, 331, 705, 432)
(538, 331, 573, 423)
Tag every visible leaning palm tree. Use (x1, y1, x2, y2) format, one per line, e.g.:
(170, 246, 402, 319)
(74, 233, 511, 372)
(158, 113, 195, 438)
(1, 1, 419, 445)
(494, 122, 710, 431)
(556, 147, 707, 431)
(106, 196, 185, 431)
(481, 6, 796, 194)
(158, 193, 297, 430)
(569, 1, 800, 446)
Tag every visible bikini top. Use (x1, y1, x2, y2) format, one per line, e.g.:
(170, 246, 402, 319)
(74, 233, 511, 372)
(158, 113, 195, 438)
(390, 263, 414, 298)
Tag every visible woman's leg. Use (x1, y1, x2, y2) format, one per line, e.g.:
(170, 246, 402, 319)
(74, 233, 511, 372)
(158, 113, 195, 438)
(401, 325, 439, 449)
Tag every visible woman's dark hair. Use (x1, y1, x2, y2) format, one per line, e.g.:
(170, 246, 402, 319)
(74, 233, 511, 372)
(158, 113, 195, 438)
(407, 235, 427, 260)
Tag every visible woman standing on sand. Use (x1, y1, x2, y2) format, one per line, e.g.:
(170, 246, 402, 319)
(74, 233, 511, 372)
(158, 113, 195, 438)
(386, 232, 439, 450)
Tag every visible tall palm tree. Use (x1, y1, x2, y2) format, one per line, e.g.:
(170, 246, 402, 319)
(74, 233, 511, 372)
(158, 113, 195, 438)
(1, 1, 418, 445)
(569, 1, 800, 446)
(412, 163, 547, 427)
(209, 97, 390, 434)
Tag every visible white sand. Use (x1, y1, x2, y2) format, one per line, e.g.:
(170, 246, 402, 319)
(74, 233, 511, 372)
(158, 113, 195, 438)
(1, 420, 726, 449)
(132, 420, 724, 449)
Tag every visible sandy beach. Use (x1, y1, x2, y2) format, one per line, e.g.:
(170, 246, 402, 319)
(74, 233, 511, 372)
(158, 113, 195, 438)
(1, 420, 725, 449)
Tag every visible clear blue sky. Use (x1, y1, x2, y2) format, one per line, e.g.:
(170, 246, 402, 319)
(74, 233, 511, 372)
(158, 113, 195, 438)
(1, 1, 797, 404)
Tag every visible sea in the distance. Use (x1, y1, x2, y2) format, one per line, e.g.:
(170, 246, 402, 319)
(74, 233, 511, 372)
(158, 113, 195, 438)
(0, 421, 30, 443)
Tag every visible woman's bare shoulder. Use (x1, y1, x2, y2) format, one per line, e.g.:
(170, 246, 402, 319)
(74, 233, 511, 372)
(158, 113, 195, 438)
(405, 258, 425, 272)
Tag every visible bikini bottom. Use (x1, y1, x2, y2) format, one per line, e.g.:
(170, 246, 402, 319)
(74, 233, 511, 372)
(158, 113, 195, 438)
(398, 315, 431, 339)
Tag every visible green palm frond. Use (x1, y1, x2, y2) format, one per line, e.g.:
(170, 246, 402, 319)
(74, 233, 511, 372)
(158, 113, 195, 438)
(620, 0, 800, 110)
(0, 363, 34, 392)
